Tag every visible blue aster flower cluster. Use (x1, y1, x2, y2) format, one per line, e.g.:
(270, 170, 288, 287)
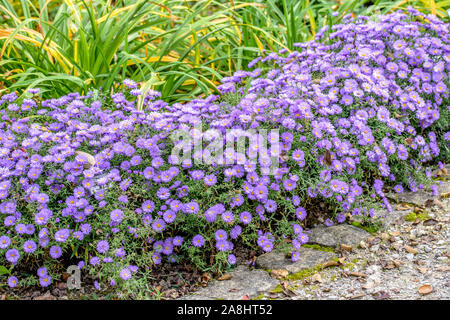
(0, 9, 448, 293)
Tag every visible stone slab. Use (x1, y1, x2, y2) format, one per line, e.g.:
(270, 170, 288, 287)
(308, 224, 371, 248)
(255, 247, 336, 274)
(179, 265, 278, 300)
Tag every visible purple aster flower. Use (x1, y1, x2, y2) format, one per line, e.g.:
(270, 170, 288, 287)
(152, 252, 162, 265)
(23, 240, 37, 253)
(142, 200, 155, 213)
(120, 267, 132, 281)
(222, 210, 234, 223)
(264, 199, 277, 213)
(336, 213, 346, 223)
(204, 174, 217, 186)
(5, 249, 20, 264)
(216, 240, 231, 252)
(38, 274, 52, 287)
(54, 228, 70, 242)
(0, 236, 11, 249)
(227, 254, 237, 265)
(298, 233, 309, 244)
(230, 225, 242, 239)
(214, 229, 228, 241)
(173, 236, 183, 246)
(37, 267, 48, 277)
(110, 209, 124, 223)
(49, 246, 62, 259)
(8, 276, 18, 288)
(97, 240, 109, 254)
(296, 207, 307, 221)
(240, 211, 252, 225)
(152, 218, 166, 232)
(291, 251, 300, 262)
(393, 185, 404, 193)
(163, 210, 176, 223)
(192, 235, 205, 248)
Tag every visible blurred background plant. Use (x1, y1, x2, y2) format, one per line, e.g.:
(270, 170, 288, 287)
(1, 0, 448, 102)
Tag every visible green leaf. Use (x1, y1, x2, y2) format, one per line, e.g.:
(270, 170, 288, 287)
(0, 266, 11, 276)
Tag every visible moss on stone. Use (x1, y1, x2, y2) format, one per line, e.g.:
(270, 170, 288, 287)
(269, 284, 283, 293)
(286, 265, 323, 281)
(404, 211, 430, 222)
(252, 293, 265, 300)
(303, 244, 335, 253)
(351, 221, 381, 234)
(342, 262, 356, 271)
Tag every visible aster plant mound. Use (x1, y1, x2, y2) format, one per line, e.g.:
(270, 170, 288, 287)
(0, 8, 448, 297)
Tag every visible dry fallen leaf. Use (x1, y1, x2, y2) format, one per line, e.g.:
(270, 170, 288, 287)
(201, 272, 211, 285)
(62, 272, 71, 281)
(267, 292, 281, 299)
(322, 260, 339, 269)
(163, 289, 179, 299)
(390, 231, 401, 237)
(396, 203, 411, 211)
(393, 260, 403, 268)
(312, 273, 324, 283)
(374, 291, 390, 300)
(380, 233, 390, 240)
(432, 199, 444, 209)
(338, 257, 347, 265)
(270, 269, 289, 279)
(349, 272, 366, 278)
(217, 274, 233, 281)
(423, 219, 438, 226)
(405, 245, 418, 254)
(436, 266, 450, 272)
(418, 285, 433, 295)
(348, 293, 365, 300)
(440, 192, 450, 199)
(341, 244, 353, 251)
(417, 267, 428, 274)
(282, 286, 297, 298)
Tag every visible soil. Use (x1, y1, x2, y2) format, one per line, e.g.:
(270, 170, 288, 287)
(0, 239, 259, 300)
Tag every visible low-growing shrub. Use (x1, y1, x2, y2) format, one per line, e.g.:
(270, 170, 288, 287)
(0, 8, 448, 298)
